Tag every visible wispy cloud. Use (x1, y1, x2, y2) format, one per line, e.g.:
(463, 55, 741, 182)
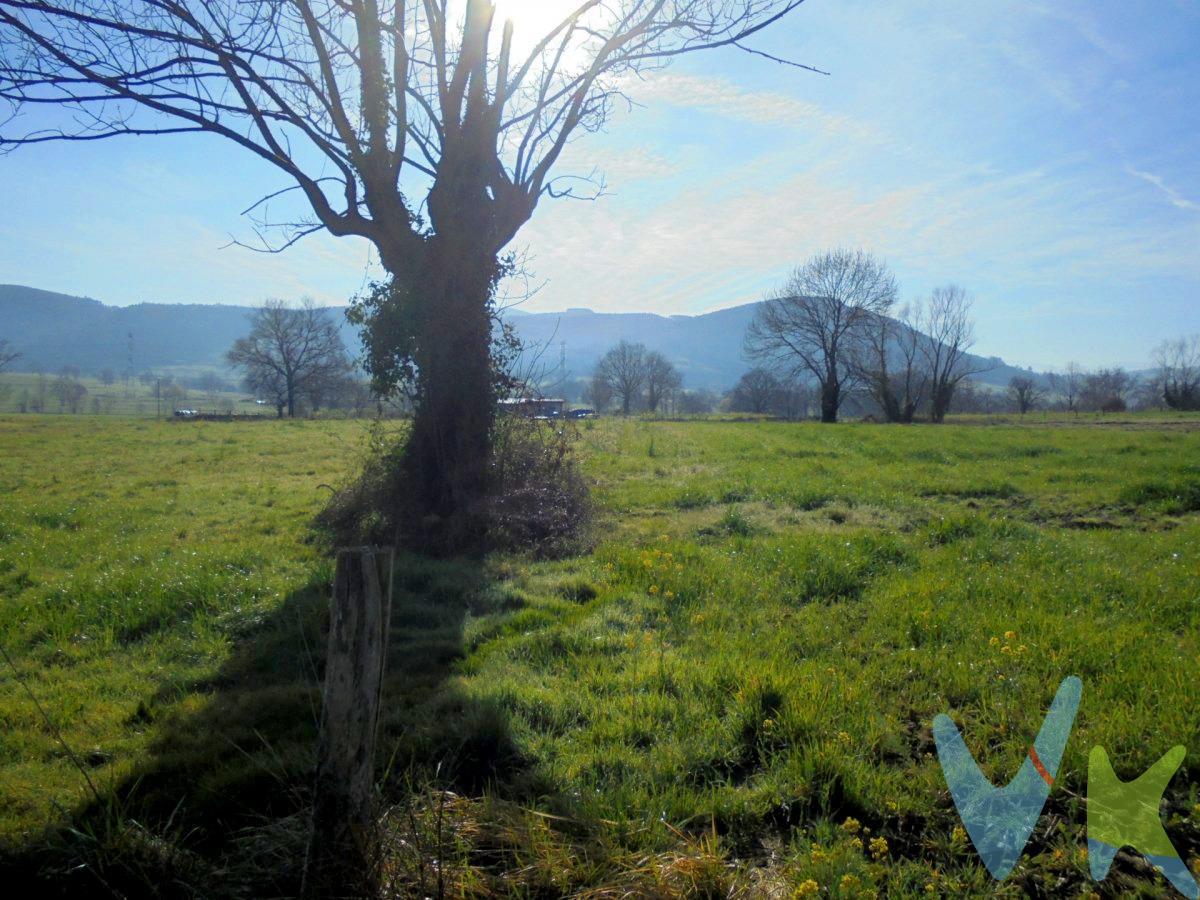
(1125, 166, 1200, 212)
(630, 72, 880, 143)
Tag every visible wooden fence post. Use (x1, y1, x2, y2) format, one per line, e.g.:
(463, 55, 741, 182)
(303, 546, 394, 899)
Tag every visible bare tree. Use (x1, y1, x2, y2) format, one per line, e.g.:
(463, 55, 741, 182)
(1047, 361, 1083, 413)
(729, 368, 781, 414)
(774, 375, 812, 420)
(947, 377, 990, 414)
(917, 285, 984, 423)
(1007, 375, 1042, 414)
(0, 0, 812, 546)
(677, 388, 717, 415)
(51, 370, 87, 413)
(1153, 335, 1200, 411)
(0, 338, 20, 374)
(581, 373, 613, 413)
(1079, 367, 1131, 413)
(644, 351, 681, 414)
(227, 299, 349, 418)
(594, 340, 647, 415)
(196, 371, 227, 407)
(851, 303, 925, 423)
(745, 248, 897, 423)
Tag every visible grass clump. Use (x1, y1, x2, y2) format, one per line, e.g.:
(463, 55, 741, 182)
(1118, 477, 1200, 514)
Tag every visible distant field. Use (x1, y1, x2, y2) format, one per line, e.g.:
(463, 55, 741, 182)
(0, 372, 261, 416)
(1, 414, 1199, 896)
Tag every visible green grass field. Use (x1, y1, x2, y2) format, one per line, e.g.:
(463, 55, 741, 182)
(1, 414, 1199, 897)
(0, 372, 262, 416)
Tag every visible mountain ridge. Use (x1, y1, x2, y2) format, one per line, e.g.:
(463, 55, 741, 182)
(0, 283, 1036, 391)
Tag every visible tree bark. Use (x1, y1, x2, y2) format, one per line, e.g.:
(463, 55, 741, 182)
(820, 379, 840, 423)
(398, 236, 499, 554)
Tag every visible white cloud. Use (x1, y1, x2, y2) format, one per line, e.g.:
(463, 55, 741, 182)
(627, 72, 881, 145)
(1125, 166, 1200, 213)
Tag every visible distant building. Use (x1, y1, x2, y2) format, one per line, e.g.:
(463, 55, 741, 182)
(498, 397, 566, 418)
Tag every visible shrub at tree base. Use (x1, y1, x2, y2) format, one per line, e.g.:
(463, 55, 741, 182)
(318, 418, 592, 559)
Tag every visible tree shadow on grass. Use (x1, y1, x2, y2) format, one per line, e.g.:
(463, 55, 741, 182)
(7, 550, 548, 898)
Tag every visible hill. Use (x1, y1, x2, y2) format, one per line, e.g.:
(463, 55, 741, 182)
(0, 283, 1035, 391)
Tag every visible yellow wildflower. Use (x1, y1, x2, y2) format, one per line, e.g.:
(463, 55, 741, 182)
(849, 836, 863, 851)
(840, 873, 860, 891)
(1000, 645, 1011, 654)
(837, 731, 853, 746)
(841, 816, 861, 834)
(869, 836, 888, 860)
(648, 585, 659, 594)
(795, 879, 820, 897)
(1004, 630, 1016, 640)
(810, 844, 828, 864)
(989, 636, 999, 646)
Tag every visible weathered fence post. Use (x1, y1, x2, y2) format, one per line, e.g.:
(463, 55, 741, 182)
(303, 546, 394, 899)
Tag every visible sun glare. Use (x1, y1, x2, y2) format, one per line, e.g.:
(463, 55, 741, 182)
(491, 0, 590, 59)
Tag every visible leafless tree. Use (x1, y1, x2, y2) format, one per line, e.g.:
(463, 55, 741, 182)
(729, 368, 781, 414)
(227, 299, 349, 418)
(677, 388, 717, 415)
(774, 375, 812, 420)
(1079, 367, 1131, 413)
(0, 0, 812, 546)
(0, 338, 19, 373)
(1153, 335, 1200, 411)
(1007, 375, 1042, 414)
(851, 303, 925, 423)
(52, 370, 87, 413)
(1047, 361, 1083, 412)
(581, 373, 613, 413)
(594, 340, 647, 415)
(644, 351, 681, 414)
(196, 371, 226, 406)
(745, 248, 897, 423)
(917, 285, 984, 423)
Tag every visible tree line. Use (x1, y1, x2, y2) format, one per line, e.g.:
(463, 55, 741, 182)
(741, 248, 984, 423)
(572, 249, 1199, 422)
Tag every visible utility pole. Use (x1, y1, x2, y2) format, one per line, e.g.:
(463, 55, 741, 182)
(155, 378, 161, 419)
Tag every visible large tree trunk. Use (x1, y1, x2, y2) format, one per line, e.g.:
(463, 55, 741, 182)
(930, 383, 952, 423)
(820, 379, 840, 423)
(399, 238, 498, 554)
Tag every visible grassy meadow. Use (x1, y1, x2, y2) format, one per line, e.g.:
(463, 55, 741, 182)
(1, 413, 1199, 896)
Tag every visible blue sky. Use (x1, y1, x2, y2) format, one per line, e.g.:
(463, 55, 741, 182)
(1, 0, 1197, 370)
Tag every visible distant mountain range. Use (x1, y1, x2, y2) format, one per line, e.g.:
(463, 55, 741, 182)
(0, 284, 1038, 392)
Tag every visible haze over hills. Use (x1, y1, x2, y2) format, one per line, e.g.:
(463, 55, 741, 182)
(0, 283, 1038, 392)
